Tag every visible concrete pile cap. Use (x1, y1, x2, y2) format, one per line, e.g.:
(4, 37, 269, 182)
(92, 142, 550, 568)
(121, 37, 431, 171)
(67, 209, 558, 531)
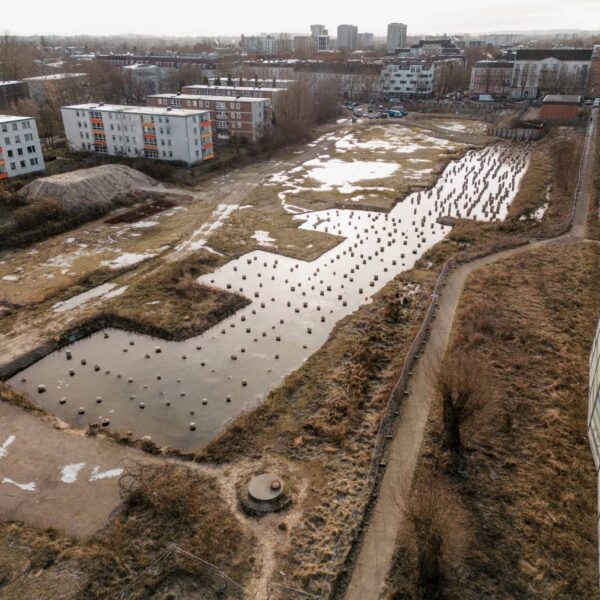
(248, 473, 284, 502)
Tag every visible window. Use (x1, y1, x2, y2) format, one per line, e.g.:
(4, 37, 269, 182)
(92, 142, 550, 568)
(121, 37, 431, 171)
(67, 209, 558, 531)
(10, 162, 15, 170)
(0, 125, 6, 133)
(30, 158, 39, 166)
(27, 145, 35, 153)
(17, 148, 23, 156)
(14, 135, 20, 143)
(7, 150, 13, 158)
(20, 160, 26, 167)
(144, 149, 159, 158)
(12, 123, 18, 131)
(3, 137, 9, 145)
(168, 151, 173, 157)
(25, 133, 33, 141)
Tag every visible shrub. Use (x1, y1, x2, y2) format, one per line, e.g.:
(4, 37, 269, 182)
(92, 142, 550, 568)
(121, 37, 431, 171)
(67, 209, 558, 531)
(12, 197, 65, 231)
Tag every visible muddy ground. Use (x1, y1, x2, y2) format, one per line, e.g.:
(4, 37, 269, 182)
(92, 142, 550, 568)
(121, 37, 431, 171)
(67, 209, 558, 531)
(0, 114, 586, 599)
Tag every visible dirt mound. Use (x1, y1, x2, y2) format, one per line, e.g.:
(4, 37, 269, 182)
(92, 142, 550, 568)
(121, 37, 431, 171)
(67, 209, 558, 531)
(19, 165, 159, 211)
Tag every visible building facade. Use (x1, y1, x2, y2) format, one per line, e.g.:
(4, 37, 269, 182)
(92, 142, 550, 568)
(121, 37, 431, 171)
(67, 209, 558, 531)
(588, 57, 600, 98)
(61, 103, 213, 165)
(337, 25, 358, 51)
(510, 49, 593, 99)
(387, 23, 407, 53)
(540, 94, 582, 122)
(469, 60, 514, 98)
(0, 81, 29, 110)
(23, 73, 89, 105)
(0, 115, 45, 179)
(380, 61, 437, 97)
(181, 84, 284, 107)
(357, 33, 374, 51)
(148, 93, 271, 143)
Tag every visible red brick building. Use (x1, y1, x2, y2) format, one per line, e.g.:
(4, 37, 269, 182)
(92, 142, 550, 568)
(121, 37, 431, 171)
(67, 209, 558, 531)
(540, 95, 582, 122)
(588, 58, 600, 98)
(147, 93, 272, 143)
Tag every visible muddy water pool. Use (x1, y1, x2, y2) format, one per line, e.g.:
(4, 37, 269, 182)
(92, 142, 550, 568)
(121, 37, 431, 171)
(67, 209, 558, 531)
(10, 143, 530, 449)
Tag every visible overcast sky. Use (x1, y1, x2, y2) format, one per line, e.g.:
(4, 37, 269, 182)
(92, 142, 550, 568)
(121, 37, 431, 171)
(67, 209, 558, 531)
(4, 0, 600, 37)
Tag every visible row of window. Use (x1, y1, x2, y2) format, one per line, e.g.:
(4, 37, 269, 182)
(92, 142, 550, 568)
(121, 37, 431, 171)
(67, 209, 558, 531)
(3, 145, 37, 158)
(0, 120, 32, 133)
(3, 132, 35, 146)
(7, 157, 40, 170)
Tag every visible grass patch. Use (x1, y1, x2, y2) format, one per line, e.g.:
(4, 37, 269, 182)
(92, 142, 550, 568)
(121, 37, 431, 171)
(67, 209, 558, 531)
(387, 241, 600, 599)
(103, 251, 250, 340)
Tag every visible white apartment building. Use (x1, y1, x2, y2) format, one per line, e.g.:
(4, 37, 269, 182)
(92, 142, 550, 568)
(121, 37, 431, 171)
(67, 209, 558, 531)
(61, 103, 214, 166)
(387, 23, 407, 53)
(0, 115, 45, 180)
(510, 48, 593, 99)
(148, 94, 272, 143)
(380, 61, 437, 97)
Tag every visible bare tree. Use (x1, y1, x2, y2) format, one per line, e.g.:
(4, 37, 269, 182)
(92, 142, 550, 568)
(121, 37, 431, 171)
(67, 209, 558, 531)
(435, 352, 488, 455)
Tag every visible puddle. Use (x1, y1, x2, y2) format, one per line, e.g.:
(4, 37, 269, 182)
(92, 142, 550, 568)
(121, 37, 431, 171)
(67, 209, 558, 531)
(10, 143, 530, 450)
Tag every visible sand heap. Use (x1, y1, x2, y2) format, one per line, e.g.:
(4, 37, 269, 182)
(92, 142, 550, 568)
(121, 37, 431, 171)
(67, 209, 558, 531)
(19, 165, 159, 211)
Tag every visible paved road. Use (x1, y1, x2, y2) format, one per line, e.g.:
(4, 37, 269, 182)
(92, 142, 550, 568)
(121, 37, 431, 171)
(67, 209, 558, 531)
(343, 110, 597, 600)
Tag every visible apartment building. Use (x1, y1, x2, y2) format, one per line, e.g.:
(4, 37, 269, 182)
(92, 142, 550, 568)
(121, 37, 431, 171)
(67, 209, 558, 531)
(181, 84, 285, 108)
(0, 81, 29, 110)
(23, 73, 89, 104)
(293, 62, 381, 101)
(337, 25, 358, 51)
(469, 60, 514, 98)
(61, 103, 213, 166)
(148, 93, 271, 143)
(0, 115, 45, 180)
(387, 23, 407, 53)
(510, 48, 593, 99)
(233, 78, 294, 89)
(357, 33, 374, 51)
(380, 61, 437, 97)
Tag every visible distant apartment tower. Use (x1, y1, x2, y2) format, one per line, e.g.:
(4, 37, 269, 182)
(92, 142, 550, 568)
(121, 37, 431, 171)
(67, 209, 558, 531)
(358, 33, 374, 50)
(311, 26, 330, 53)
(337, 25, 358, 51)
(61, 103, 214, 165)
(387, 23, 407, 53)
(310, 25, 328, 37)
(0, 115, 45, 179)
(148, 93, 272, 143)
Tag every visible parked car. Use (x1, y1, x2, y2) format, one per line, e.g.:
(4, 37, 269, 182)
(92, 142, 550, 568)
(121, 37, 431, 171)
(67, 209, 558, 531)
(380, 112, 388, 119)
(368, 113, 375, 119)
(585, 99, 592, 106)
(594, 98, 600, 108)
(353, 108, 363, 117)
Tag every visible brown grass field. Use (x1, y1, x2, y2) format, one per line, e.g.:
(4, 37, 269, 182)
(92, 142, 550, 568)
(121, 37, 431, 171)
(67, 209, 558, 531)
(386, 240, 600, 599)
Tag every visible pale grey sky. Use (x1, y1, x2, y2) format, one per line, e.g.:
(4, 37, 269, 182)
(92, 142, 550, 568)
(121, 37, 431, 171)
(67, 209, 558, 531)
(5, 0, 600, 37)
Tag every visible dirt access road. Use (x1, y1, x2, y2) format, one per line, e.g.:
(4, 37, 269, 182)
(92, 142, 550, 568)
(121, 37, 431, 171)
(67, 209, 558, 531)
(342, 110, 597, 600)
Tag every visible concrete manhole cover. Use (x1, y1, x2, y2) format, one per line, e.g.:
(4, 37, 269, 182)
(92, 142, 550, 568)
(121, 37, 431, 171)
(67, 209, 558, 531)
(243, 473, 290, 515)
(248, 473, 284, 502)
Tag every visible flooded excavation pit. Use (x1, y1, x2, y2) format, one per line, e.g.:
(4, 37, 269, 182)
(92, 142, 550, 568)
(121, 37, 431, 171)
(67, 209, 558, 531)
(10, 143, 531, 450)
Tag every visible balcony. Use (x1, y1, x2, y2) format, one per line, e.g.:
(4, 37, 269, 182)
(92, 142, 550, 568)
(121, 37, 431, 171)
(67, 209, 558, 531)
(143, 143, 158, 150)
(90, 117, 103, 126)
(0, 172, 8, 179)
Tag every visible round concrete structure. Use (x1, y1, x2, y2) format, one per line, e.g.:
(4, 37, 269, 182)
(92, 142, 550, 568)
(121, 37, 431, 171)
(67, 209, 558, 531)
(248, 473, 284, 503)
(242, 473, 289, 515)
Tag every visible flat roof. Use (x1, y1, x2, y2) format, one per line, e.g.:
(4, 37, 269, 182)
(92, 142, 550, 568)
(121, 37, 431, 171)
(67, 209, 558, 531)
(542, 94, 582, 104)
(62, 103, 210, 117)
(184, 84, 283, 93)
(24, 73, 87, 81)
(0, 114, 31, 124)
(149, 94, 270, 103)
(515, 48, 593, 61)
(0, 80, 25, 87)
